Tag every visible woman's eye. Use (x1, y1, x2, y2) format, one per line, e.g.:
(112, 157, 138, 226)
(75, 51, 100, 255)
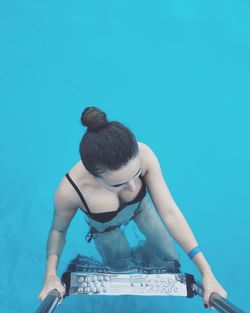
(112, 183, 124, 187)
(110, 171, 141, 188)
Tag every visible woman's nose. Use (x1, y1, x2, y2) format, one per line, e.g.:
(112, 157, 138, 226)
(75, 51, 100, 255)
(125, 179, 136, 192)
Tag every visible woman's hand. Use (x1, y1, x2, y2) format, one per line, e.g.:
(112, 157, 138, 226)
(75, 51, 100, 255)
(38, 273, 66, 305)
(202, 271, 228, 310)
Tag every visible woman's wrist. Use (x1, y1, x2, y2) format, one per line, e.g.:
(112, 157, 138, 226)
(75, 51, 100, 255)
(45, 254, 59, 278)
(190, 250, 213, 276)
(201, 267, 214, 277)
(187, 246, 201, 259)
(46, 271, 57, 278)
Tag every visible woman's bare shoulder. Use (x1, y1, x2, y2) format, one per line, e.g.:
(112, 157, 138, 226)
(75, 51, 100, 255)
(54, 162, 82, 207)
(55, 160, 95, 212)
(137, 141, 151, 151)
(137, 141, 160, 174)
(54, 177, 78, 212)
(137, 141, 151, 175)
(137, 141, 154, 159)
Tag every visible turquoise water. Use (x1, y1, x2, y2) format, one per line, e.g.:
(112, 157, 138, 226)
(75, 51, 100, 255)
(1, 1, 249, 312)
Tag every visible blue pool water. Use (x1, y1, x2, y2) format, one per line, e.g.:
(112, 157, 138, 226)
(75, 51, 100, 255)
(0, 1, 249, 312)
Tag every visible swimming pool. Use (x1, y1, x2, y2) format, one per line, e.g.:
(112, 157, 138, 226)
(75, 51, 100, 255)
(0, 1, 249, 312)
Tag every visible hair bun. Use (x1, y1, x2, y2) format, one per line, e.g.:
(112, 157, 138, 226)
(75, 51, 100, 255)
(81, 106, 109, 131)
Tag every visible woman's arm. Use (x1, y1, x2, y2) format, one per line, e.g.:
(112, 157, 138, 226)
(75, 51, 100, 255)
(140, 143, 227, 307)
(45, 184, 78, 277)
(38, 181, 79, 301)
(141, 143, 211, 274)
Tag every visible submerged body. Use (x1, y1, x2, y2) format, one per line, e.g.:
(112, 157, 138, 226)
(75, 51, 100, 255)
(38, 142, 226, 305)
(47, 142, 180, 269)
(39, 107, 227, 308)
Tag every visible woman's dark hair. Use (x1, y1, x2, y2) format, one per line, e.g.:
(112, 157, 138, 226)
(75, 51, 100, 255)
(79, 106, 139, 177)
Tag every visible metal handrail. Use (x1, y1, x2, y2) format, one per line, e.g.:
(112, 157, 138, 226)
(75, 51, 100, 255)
(193, 280, 246, 313)
(34, 289, 61, 313)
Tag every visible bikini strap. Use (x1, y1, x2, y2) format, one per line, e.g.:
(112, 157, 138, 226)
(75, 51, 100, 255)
(65, 173, 91, 214)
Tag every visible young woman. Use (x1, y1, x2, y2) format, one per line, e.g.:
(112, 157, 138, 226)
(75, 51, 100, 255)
(38, 107, 227, 309)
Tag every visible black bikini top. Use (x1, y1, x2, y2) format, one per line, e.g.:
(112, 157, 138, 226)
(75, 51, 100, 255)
(65, 173, 147, 223)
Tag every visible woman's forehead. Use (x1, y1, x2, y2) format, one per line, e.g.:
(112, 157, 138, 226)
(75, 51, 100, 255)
(101, 156, 141, 184)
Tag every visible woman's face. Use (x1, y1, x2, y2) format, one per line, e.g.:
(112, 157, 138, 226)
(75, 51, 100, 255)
(97, 154, 141, 192)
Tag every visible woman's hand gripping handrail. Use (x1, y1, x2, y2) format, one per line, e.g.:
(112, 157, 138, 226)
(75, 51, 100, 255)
(193, 280, 246, 313)
(35, 289, 61, 313)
